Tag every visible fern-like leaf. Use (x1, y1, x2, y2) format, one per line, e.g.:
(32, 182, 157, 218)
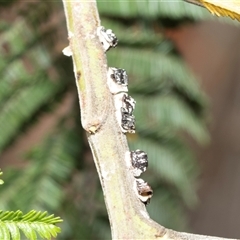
(0, 128, 80, 212)
(0, 45, 51, 106)
(97, 0, 211, 19)
(0, 19, 35, 72)
(107, 48, 206, 107)
(200, 0, 240, 21)
(0, 210, 62, 240)
(0, 80, 62, 152)
(134, 94, 209, 144)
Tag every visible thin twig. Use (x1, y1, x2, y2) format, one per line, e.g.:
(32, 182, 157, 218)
(184, 0, 205, 7)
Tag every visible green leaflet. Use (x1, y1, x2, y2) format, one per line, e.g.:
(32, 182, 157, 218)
(0, 80, 61, 152)
(0, 20, 35, 71)
(134, 94, 209, 144)
(0, 129, 79, 213)
(0, 210, 62, 240)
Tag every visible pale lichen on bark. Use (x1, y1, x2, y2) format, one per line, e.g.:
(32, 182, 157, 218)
(62, 1, 238, 239)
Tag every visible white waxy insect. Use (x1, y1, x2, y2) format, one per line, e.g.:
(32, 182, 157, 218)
(97, 26, 118, 52)
(113, 93, 136, 134)
(135, 178, 153, 205)
(107, 67, 128, 94)
(130, 150, 148, 177)
(62, 46, 72, 57)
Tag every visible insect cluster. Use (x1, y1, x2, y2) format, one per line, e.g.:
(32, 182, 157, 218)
(97, 26, 153, 205)
(129, 150, 153, 204)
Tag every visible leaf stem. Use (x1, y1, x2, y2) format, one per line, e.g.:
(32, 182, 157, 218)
(184, 0, 205, 7)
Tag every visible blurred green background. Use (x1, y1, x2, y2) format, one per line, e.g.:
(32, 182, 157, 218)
(0, 1, 216, 239)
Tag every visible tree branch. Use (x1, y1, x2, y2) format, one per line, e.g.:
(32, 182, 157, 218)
(62, 1, 237, 239)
